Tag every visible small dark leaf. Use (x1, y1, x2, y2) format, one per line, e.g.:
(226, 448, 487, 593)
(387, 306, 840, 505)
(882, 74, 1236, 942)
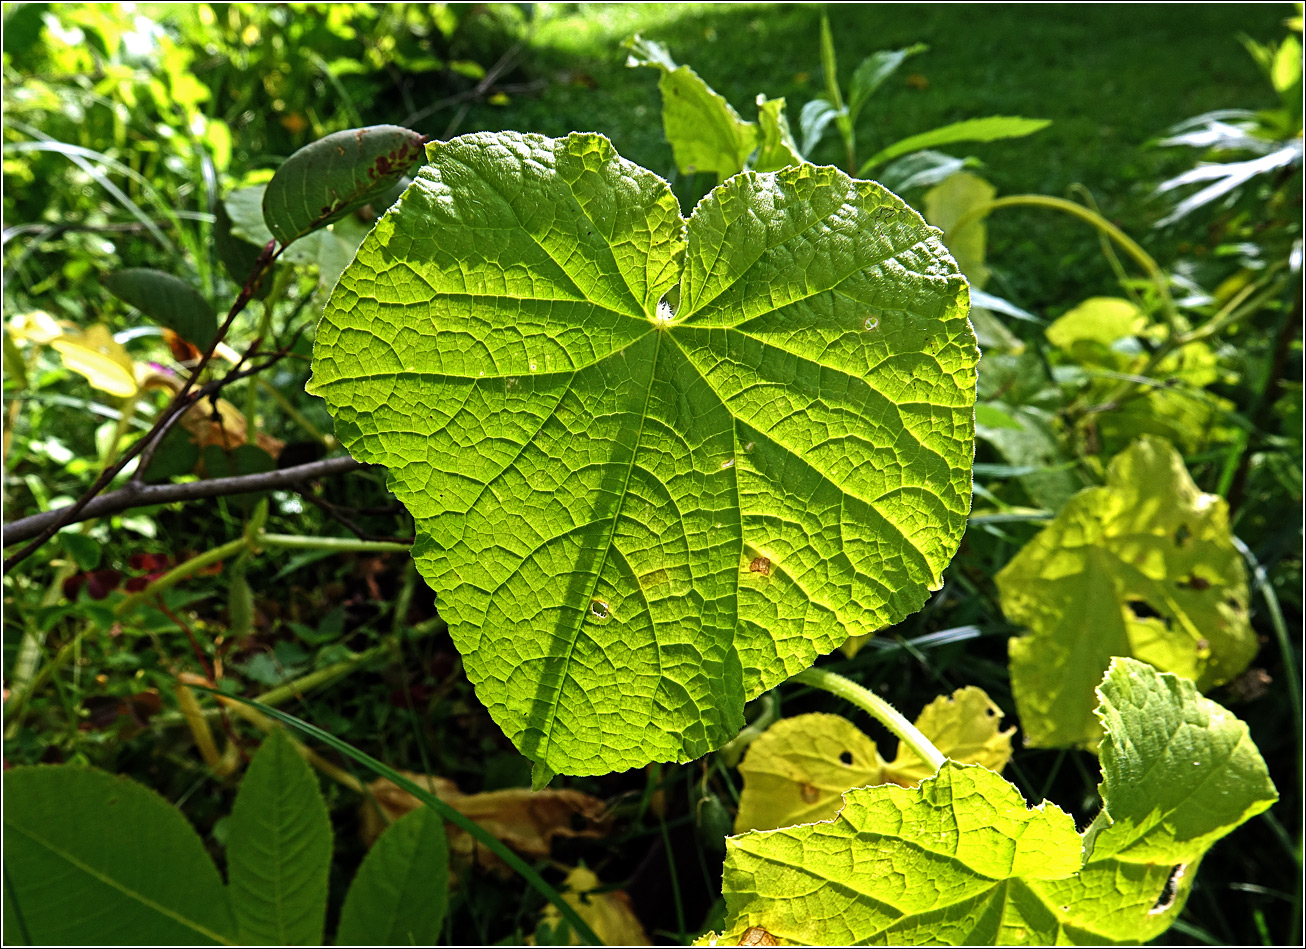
(103, 269, 217, 350)
(213, 197, 273, 300)
(59, 533, 101, 572)
(262, 125, 425, 247)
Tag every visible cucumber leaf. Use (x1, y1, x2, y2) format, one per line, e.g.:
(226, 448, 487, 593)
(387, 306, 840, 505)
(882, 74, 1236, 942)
(308, 131, 977, 775)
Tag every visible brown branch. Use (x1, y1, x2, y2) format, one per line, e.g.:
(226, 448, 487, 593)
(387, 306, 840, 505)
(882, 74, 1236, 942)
(3, 242, 281, 573)
(3, 455, 364, 547)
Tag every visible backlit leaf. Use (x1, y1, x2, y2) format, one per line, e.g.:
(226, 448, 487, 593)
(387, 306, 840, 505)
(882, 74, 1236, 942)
(50, 323, 138, 397)
(308, 131, 977, 775)
(704, 660, 1275, 946)
(753, 96, 803, 173)
(924, 171, 996, 290)
(883, 686, 1015, 786)
(860, 116, 1051, 175)
(626, 35, 759, 180)
(997, 436, 1255, 748)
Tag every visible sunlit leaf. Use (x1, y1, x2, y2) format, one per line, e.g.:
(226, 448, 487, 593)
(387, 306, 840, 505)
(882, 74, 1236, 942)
(753, 95, 803, 173)
(103, 268, 217, 349)
(860, 116, 1051, 175)
(308, 131, 977, 775)
(50, 324, 138, 397)
(924, 171, 995, 290)
(704, 660, 1275, 946)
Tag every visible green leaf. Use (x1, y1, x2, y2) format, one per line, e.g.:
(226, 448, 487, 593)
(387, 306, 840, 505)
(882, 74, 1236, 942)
(705, 660, 1275, 946)
(226, 184, 370, 289)
(847, 45, 928, 124)
(997, 436, 1256, 748)
(798, 98, 840, 158)
(1035, 658, 1279, 942)
(626, 34, 759, 180)
(2, 766, 235, 945)
(859, 116, 1052, 175)
(103, 268, 217, 350)
(335, 805, 450, 946)
(213, 196, 273, 301)
(753, 96, 803, 173)
(1044, 296, 1145, 353)
(225, 729, 332, 945)
(308, 131, 977, 776)
(59, 531, 101, 571)
(262, 124, 425, 247)
(924, 171, 996, 290)
(974, 403, 1083, 513)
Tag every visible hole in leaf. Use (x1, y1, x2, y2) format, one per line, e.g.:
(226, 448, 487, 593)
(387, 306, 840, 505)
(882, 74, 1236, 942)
(1126, 599, 1168, 627)
(839, 750, 854, 766)
(589, 599, 609, 620)
(1149, 863, 1187, 915)
(985, 707, 997, 717)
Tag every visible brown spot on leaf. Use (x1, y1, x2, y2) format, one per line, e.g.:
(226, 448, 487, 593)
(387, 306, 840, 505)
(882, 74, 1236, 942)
(739, 927, 778, 947)
(1178, 574, 1211, 591)
(749, 557, 771, 576)
(800, 782, 820, 803)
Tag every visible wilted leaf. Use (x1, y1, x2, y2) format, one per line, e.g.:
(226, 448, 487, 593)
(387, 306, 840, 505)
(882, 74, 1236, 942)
(50, 324, 138, 397)
(998, 436, 1255, 748)
(360, 771, 611, 877)
(883, 686, 1014, 786)
(735, 688, 1013, 833)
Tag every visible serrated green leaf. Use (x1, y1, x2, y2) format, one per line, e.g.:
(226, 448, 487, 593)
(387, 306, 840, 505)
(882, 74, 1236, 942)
(335, 805, 449, 946)
(998, 436, 1255, 748)
(715, 763, 1082, 946)
(103, 268, 217, 349)
(753, 96, 803, 173)
(226, 729, 332, 945)
(860, 116, 1051, 176)
(262, 125, 424, 246)
(225, 184, 371, 288)
(707, 660, 1275, 946)
(924, 171, 996, 290)
(1028, 657, 1279, 942)
(308, 131, 976, 776)
(626, 35, 759, 181)
(2, 766, 235, 945)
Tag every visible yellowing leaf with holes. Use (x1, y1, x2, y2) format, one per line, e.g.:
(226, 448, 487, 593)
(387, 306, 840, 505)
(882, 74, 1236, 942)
(703, 660, 1275, 946)
(734, 687, 1014, 832)
(883, 686, 1015, 786)
(308, 131, 977, 776)
(997, 436, 1254, 748)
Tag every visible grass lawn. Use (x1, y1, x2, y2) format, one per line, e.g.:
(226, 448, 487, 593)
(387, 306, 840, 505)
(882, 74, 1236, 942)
(443, 2, 1289, 314)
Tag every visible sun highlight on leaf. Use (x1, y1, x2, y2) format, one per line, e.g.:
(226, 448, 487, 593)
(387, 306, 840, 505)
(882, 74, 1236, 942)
(308, 130, 976, 775)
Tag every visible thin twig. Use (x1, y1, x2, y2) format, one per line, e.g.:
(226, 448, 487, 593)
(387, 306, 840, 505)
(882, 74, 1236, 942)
(4, 242, 281, 572)
(3, 456, 363, 546)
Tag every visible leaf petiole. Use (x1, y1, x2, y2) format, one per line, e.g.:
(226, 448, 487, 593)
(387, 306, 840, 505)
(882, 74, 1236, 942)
(792, 666, 947, 772)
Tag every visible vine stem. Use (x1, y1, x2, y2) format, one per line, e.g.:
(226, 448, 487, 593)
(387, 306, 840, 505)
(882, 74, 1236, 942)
(793, 667, 946, 772)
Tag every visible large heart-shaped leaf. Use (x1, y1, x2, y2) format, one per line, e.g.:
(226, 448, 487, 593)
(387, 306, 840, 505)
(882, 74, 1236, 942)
(308, 131, 977, 775)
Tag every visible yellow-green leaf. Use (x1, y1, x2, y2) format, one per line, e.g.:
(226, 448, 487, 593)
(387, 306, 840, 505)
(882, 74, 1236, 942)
(997, 436, 1255, 748)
